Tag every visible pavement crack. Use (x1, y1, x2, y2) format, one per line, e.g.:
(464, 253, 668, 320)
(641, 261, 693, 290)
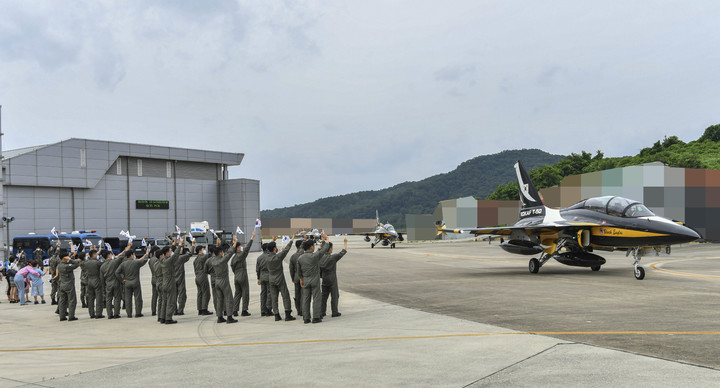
(462, 342, 566, 387)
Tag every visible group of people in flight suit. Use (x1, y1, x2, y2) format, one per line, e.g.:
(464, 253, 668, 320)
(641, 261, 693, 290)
(46, 230, 349, 325)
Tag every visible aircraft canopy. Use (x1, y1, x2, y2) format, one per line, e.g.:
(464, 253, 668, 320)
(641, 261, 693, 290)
(567, 196, 655, 218)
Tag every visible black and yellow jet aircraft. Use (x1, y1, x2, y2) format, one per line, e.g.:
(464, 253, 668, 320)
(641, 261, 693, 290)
(440, 161, 700, 280)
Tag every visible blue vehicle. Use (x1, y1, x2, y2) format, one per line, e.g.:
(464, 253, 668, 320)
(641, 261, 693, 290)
(12, 231, 104, 261)
(12, 234, 55, 261)
(64, 231, 104, 251)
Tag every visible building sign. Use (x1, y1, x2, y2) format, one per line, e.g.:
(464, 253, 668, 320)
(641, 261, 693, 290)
(136, 200, 170, 210)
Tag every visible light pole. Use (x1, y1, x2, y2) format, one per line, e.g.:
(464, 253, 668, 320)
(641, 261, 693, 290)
(2, 216, 14, 259)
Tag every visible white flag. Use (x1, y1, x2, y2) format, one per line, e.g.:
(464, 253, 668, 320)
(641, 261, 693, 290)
(175, 225, 181, 234)
(236, 226, 244, 235)
(255, 219, 261, 228)
(105, 243, 112, 251)
(51, 227, 58, 238)
(141, 238, 147, 247)
(209, 229, 218, 238)
(188, 234, 195, 242)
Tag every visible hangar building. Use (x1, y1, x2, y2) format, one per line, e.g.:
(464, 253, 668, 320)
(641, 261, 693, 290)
(1, 138, 259, 254)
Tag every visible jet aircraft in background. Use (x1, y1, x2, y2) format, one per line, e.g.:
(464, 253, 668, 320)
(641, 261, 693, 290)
(362, 210, 404, 248)
(440, 161, 700, 280)
(296, 229, 323, 241)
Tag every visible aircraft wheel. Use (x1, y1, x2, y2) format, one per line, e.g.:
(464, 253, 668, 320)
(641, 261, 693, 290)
(391, 243, 396, 248)
(666, 246, 671, 255)
(371, 243, 375, 248)
(591, 265, 601, 272)
(634, 266, 645, 280)
(529, 258, 540, 274)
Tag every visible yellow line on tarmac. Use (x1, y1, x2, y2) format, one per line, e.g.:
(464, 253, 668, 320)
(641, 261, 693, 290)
(649, 258, 720, 279)
(1, 331, 719, 353)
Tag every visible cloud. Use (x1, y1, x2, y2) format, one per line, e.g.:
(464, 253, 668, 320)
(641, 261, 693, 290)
(0, 5, 81, 71)
(2, 0, 720, 211)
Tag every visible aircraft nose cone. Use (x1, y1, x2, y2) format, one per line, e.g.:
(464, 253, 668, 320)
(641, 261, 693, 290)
(673, 224, 701, 243)
(682, 226, 701, 242)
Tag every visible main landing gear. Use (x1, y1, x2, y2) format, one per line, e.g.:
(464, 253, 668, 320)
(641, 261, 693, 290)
(627, 248, 645, 280)
(528, 253, 552, 274)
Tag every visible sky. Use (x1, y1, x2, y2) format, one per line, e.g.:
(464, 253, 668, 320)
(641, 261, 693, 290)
(1, 1, 720, 210)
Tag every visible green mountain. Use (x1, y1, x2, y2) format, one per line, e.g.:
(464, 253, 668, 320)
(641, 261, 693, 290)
(261, 149, 564, 228)
(488, 123, 720, 200)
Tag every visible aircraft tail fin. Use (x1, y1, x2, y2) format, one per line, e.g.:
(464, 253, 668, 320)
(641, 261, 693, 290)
(514, 160, 544, 209)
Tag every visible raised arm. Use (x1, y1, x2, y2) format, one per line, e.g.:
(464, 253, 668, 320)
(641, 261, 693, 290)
(138, 248, 151, 266)
(278, 238, 294, 260)
(239, 231, 256, 260)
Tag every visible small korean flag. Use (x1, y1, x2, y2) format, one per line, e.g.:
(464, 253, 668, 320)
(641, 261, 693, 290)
(175, 225, 181, 234)
(105, 243, 112, 251)
(188, 234, 195, 242)
(51, 227, 59, 238)
(84, 239, 92, 247)
(236, 226, 244, 235)
(209, 229, 218, 238)
(141, 239, 147, 247)
(71, 244, 77, 252)
(282, 235, 290, 244)
(255, 219, 261, 228)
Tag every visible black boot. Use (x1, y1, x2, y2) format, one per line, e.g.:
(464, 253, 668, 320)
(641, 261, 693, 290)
(285, 311, 296, 321)
(274, 313, 282, 321)
(233, 311, 239, 317)
(217, 316, 226, 323)
(312, 318, 322, 324)
(241, 310, 251, 317)
(51, 298, 57, 305)
(226, 316, 238, 324)
(203, 310, 214, 316)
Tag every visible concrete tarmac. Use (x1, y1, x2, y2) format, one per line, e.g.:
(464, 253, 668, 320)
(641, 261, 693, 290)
(0, 237, 718, 387)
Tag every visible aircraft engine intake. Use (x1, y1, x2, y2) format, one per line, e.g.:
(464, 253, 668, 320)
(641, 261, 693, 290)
(382, 239, 390, 246)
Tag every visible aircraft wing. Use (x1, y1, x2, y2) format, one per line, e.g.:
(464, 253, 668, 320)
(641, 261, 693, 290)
(439, 222, 599, 236)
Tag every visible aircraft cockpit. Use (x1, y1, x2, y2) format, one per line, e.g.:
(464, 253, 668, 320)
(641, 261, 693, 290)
(567, 196, 655, 218)
(384, 224, 396, 232)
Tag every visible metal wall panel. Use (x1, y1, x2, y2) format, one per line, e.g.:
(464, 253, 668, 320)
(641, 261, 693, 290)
(643, 187, 665, 207)
(622, 166, 644, 187)
(664, 166, 685, 187)
(685, 168, 706, 187)
(332, 218, 353, 229)
(602, 168, 623, 186)
(685, 187, 706, 208)
(263, 218, 291, 228)
(581, 171, 602, 187)
(176, 161, 217, 180)
(289, 218, 311, 230)
(642, 164, 665, 187)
